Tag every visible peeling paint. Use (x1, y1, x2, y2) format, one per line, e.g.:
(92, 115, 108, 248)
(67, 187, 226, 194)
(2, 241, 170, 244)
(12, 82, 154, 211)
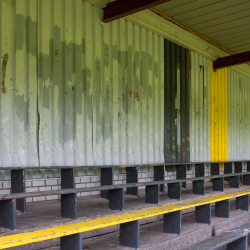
(1, 53, 8, 94)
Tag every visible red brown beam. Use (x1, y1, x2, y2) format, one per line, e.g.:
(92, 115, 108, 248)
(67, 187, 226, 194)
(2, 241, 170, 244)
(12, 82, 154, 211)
(103, 0, 172, 23)
(213, 51, 250, 71)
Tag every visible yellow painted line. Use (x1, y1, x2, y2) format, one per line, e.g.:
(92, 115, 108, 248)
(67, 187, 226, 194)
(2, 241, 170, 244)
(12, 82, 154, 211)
(1, 190, 250, 249)
(210, 61, 228, 162)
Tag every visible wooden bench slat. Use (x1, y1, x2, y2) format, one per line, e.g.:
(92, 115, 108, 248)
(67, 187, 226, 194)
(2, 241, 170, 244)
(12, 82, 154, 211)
(0, 189, 249, 249)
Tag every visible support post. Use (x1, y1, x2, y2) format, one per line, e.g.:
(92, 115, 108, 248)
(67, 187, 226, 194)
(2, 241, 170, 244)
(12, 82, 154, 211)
(61, 169, 77, 219)
(11, 169, 26, 213)
(168, 182, 181, 199)
(60, 233, 82, 250)
(229, 175, 239, 188)
(224, 162, 233, 182)
(227, 236, 247, 250)
(101, 168, 113, 199)
(247, 161, 250, 172)
(145, 185, 159, 204)
(236, 194, 249, 211)
(176, 165, 186, 188)
(109, 188, 124, 211)
(154, 165, 165, 193)
(195, 204, 211, 224)
(215, 199, 230, 218)
(243, 174, 250, 185)
(120, 220, 140, 249)
(213, 177, 224, 192)
(126, 167, 138, 197)
(235, 162, 243, 181)
(193, 180, 205, 195)
(0, 199, 16, 230)
(210, 163, 219, 182)
(163, 210, 181, 234)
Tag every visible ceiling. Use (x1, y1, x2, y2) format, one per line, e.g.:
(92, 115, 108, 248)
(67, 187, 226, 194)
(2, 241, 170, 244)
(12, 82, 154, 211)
(155, 0, 250, 54)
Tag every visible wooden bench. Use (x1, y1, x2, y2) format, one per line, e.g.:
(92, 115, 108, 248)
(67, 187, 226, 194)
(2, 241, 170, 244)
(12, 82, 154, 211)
(184, 222, 250, 250)
(0, 189, 249, 249)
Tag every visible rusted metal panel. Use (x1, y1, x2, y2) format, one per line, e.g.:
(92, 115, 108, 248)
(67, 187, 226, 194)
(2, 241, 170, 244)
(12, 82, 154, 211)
(190, 52, 210, 163)
(164, 40, 190, 163)
(0, 0, 164, 167)
(228, 69, 250, 161)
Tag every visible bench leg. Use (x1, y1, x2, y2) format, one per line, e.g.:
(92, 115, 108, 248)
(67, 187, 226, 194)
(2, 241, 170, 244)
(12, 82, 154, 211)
(60, 233, 82, 250)
(243, 174, 250, 185)
(163, 210, 181, 235)
(101, 168, 113, 200)
(11, 169, 26, 213)
(0, 199, 16, 230)
(224, 163, 233, 182)
(154, 166, 165, 193)
(215, 199, 230, 218)
(210, 163, 220, 182)
(168, 182, 181, 199)
(145, 185, 159, 204)
(227, 236, 247, 250)
(234, 162, 243, 181)
(176, 165, 187, 188)
(229, 176, 239, 188)
(213, 177, 224, 192)
(61, 193, 77, 219)
(126, 167, 138, 197)
(61, 169, 74, 189)
(193, 180, 205, 195)
(195, 204, 211, 225)
(109, 189, 124, 211)
(236, 194, 249, 211)
(120, 220, 140, 249)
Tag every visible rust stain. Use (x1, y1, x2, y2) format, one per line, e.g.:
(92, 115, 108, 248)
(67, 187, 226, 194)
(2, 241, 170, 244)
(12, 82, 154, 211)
(1, 53, 9, 94)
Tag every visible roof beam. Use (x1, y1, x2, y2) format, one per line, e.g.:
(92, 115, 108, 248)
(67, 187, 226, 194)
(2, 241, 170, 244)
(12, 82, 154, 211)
(103, 0, 172, 23)
(213, 51, 250, 71)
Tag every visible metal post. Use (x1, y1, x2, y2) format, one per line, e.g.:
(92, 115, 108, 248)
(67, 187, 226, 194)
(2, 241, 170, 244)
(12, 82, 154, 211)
(215, 199, 230, 218)
(145, 185, 159, 204)
(109, 188, 124, 211)
(224, 162, 233, 182)
(101, 168, 113, 199)
(213, 177, 224, 192)
(236, 194, 249, 211)
(227, 236, 247, 250)
(163, 210, 181, 234)
(120, 220, 140, 249)
(176, 165, 187, 188)
(11, 169, 26, 213)
(0, 199, 16, 230)
(211, 163, 220, 176)
(154, 165, 165, 193)
(193, 164, 205, 195)
(60, 233, 82, 250)
(229, 176, 239, 188)
(247, 161, 250, 172)
(168, 182, 181, 199)
(243, 174, 250, 185)
(61, 169, 77, 219)
(195, 204, 211, 224)
(126, 167, 138, 197)
(235, 162, 243, 181)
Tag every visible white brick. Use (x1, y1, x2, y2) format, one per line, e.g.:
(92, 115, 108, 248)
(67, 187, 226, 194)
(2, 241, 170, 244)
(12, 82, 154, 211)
(113, 175, 118, 181)
(91, 176, 100, 182)
(91, 191, 100, 195)
(52, 185, 60, 190)
(118, 175, 126, 180)
(25, 181, 32, 187)
(114, 181, 122, 185)
(75, 177, 81, 183)
(46, 179, 58, 186)
(26, 187, 38, 192)
(33, 196, 45, 202)
(46, 195, 59, 201)
(26, 198, 33, 203)
(80, 192, 91, 196)
(32, 180, 45, 187)
(81, 177, 91, 183)
(39, 186, 52, 191)
(86, 183, 95, 187)
(0, 189, 10, 195)
(76, 183, 86, 188)
(3, 182, 11, 189)
(0, 183, 2, 189)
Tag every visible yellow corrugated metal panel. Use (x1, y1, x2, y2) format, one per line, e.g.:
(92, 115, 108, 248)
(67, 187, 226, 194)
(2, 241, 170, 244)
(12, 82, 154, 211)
(210, 61, 228, 161)
(1, 189, 250, 249)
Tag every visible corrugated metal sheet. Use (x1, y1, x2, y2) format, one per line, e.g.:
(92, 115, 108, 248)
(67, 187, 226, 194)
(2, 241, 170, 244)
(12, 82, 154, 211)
(164, 40, 190, 163)
(0, 0, 165, 167)
(156, 0, 250, 54)
(0, 0, 39, 167)
(190, 52, 210, 163)
(228, 69, 250, 161)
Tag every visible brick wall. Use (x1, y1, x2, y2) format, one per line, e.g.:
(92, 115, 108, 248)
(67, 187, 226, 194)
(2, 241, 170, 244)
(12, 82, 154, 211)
(0, 163, 247, 202)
